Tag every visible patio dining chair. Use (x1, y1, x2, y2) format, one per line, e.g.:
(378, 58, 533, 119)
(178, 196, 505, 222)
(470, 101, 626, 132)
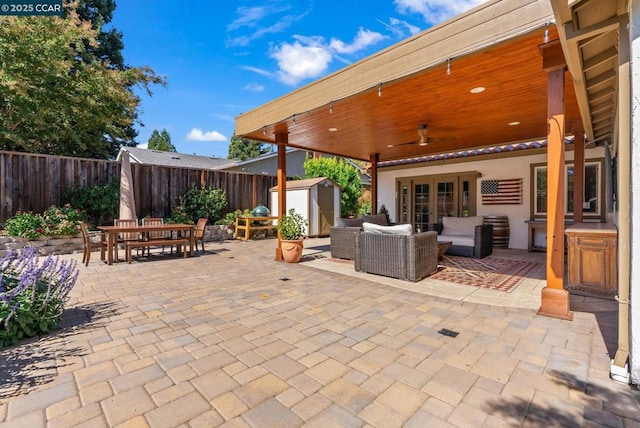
(194, 218, 208, 253)
(141, 217, 168, 256)
(114, 218, 140, 262)
(79, 221, 106, 266)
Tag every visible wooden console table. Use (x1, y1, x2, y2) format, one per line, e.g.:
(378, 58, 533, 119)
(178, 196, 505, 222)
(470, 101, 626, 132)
(526, 219, 573, 252)
(565, 223, 617, 299)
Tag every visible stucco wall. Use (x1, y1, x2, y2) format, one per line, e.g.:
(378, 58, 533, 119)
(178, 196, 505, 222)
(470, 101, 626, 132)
(377, 146, 604, 250)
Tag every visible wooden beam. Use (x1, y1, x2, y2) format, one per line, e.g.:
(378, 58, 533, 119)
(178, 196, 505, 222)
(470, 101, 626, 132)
(588, 87, 615, 104)
(539, 39, 566, 72)
(586, 69, 617, 91)
(583, 46, 618, 72)
(538, 41, 573, 320)
(564, 16, 619, 44)
(275, 132, 288, 261)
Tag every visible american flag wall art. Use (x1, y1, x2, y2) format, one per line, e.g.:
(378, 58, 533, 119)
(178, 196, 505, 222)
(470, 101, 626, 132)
(480, 178, 523, 205)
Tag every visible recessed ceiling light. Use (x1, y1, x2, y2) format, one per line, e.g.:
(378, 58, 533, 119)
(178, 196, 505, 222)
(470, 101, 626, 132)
(386, 144, 394, 148)
(509, 121, 521, 126)
(328, 127, 338, 132)
(470, 86, 485, 93)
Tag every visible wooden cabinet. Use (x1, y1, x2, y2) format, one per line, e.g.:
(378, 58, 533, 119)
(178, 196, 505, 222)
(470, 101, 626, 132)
(565, 223, 617, 299)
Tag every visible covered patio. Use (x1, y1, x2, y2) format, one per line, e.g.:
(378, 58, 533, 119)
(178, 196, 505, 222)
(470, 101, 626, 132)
(236, 0, 631, 381)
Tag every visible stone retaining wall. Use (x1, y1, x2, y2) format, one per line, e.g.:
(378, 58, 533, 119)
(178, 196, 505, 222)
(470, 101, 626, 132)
(0, 236, 84, 258)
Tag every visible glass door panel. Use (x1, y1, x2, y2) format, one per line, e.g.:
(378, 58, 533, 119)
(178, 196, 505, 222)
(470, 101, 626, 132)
(435, 180, 456, 222)
(414, 182, 430, 233)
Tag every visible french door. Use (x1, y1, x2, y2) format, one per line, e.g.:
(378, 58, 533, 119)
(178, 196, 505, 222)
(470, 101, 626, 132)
(398, 172, 477, 232)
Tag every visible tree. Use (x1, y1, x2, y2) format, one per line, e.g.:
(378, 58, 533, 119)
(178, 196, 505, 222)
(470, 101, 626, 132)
(303, 156, 363, 217)
(148, 129, 176, 152)
(70, 0, 124, 69)
(0, 6, 164, 159)
(228, 133, 272, 161)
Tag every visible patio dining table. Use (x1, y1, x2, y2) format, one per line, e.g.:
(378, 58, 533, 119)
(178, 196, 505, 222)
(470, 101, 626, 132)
(97, 223, 195, 265)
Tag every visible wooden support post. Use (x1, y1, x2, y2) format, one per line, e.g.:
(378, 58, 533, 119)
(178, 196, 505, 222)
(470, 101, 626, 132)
(538, 40, 573, 320)
(275, 132, 288, 261)
(370, 153, 379, 215)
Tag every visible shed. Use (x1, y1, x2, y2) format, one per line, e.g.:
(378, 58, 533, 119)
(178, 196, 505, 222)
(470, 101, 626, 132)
(269, 177, 341, 237)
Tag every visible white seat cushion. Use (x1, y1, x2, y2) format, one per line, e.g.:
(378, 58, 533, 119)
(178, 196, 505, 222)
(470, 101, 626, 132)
(438, 234, 475, 247)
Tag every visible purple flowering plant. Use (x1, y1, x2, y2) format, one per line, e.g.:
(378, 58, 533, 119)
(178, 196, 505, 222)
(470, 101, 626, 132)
(0, 247, 79, 348)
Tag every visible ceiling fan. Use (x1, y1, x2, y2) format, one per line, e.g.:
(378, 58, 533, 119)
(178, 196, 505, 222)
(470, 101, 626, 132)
(387, 124, 455, 148)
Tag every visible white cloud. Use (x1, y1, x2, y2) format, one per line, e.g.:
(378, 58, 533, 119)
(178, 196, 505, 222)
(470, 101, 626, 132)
(227, 6, 266, 30)
(329, 28, 386, 54)
(271, 38, 332, 86)
(226, 2, 308, 47)
(244, 83, 265, 92)
(186, 128, 227, 142)
(270, 29, 385, 86)
(389, 17, 421, 36)
(240, 65, 275, 79)
(394, 0, 486, 24)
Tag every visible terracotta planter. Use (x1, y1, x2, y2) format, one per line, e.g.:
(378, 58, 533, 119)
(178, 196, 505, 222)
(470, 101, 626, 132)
(281, 239, 303, 263)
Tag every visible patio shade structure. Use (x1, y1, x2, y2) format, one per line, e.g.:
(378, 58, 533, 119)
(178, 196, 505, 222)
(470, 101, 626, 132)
(236, 0, 580, 296)
(119, 149, 137, 220)
(235, 0, 628, 376)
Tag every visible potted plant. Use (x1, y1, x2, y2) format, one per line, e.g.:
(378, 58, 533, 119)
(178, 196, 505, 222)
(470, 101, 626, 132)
(278, 208, 307, 263)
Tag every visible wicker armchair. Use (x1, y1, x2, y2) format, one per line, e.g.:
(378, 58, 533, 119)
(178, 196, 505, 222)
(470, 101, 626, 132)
(329, 226, 362, 260)
(354, 231, 438, 282)
(429, 221, 493, 258)
(330, 214, 390, 260)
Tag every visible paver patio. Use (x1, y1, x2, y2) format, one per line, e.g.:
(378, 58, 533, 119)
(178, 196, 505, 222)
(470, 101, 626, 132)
(0, 237, 637, 427)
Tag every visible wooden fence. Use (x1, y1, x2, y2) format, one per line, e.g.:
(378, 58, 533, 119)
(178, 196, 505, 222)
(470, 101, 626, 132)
(0, 150, 277, 225)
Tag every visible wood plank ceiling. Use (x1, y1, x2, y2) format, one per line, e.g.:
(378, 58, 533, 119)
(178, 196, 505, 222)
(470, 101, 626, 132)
(236, 1, 584, 163)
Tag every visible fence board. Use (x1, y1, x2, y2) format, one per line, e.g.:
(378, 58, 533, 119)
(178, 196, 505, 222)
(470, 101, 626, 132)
(0, 150, 277, 225)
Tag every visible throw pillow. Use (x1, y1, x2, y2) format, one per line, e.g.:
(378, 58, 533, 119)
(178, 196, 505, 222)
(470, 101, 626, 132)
(441, 216, 484, 236)
(362, 222, 412, 235)
(362, 213, 389, 226)
(336, 217, 364, 228)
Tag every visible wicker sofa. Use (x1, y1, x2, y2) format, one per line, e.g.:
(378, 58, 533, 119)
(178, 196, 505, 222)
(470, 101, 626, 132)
(429, 216, 493, 259)
(329, 214, 389, 260)
(354, 227, 439, 282)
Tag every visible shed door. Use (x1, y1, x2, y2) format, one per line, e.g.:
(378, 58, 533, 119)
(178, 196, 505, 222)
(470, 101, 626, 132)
(318, 185, 334, 236)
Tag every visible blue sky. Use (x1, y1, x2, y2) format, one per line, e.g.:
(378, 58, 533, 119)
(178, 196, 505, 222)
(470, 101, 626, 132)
(111, 1, 485, 158)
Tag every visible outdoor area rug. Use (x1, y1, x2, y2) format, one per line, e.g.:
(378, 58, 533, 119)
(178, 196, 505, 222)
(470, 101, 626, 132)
(429, 255, 542, 292)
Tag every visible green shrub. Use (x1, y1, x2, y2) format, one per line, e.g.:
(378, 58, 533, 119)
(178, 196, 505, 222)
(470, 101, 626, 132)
(278, 208, 307, 240)
(64, 178, 119, 226)
(0, 247, 79, 349)
(178, 186, 228, 224)
(166, 205, 193, 224)
(303, 156, 363, 217)
(215, 209, 251, 226)
(4, 212, 47, 239)
(42, 204, 85, 236)
(4, 205, 85, 239)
